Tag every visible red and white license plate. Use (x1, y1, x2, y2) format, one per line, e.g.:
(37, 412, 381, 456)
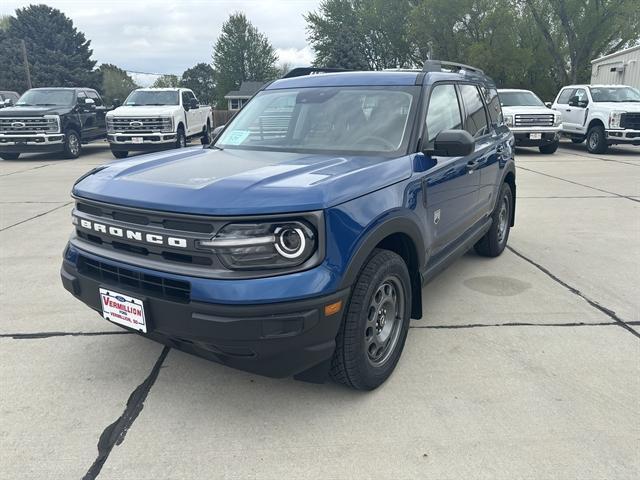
(99, 288, 147, 332)
(529, 133, 542, 140)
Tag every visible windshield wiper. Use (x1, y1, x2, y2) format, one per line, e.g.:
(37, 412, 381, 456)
(143, 103, 170, 106)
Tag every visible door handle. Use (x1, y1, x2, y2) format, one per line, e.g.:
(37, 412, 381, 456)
(466, 159, 481, 172)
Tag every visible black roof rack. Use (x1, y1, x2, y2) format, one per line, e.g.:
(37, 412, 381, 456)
(422, 60, 484, 75)
(282, 67, 353, 79)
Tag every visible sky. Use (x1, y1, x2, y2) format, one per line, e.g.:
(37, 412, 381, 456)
(1, 0, 322, 85)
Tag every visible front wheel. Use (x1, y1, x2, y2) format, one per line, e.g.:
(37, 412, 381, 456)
(330, 249, 411, 390)
(474, 182, 512, 257)
(176, 128, 187, 149)
(0, 153, 20, 160)
(111, 149, 128, 159)
(586, 125, 607, 154)
(63, 129, 81, 159)
(539, 140, 559, 154)
(201, 122, 211, 145)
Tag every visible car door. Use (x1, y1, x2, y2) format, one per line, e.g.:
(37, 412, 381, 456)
(562, 88, 589, 132)
(75, 91, 95, 139)
(86, 90, 106, 138)
(182, 91, 199, 136)
(422, 82, 480, 254)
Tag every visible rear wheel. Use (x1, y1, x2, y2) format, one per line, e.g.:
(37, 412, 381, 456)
(0, 153, 20, 160)
(586, 125, 607, 154)
(539, 140, 559, 154)
(474, 182, 512, 257)
(63, 129, 81, 159)
(330, 249, 411, 390)
(111, 149, 128, 159)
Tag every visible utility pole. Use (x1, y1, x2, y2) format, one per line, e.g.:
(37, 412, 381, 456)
(20, 39, 32, 89)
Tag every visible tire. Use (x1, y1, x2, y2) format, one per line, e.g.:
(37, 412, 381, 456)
(586, 125, 607, 154)
(201, 122, 211, 145)
(539, 141, 559, 154)
(176, 127, 187, 149)
(474, 182, 512, 257)
(571, 137, 584, 144)
(63, 129, 81, 159)
(0, 153, 20, 160)
(111, 149, 128, 159)
(330, 249, 411, 390)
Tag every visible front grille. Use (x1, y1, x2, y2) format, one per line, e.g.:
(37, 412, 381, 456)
(0, 116, 57, 134)
(108, 117, 171, 134)
(620, 113, 640, 130)
(78, 255, 191, 302)
(514, 114, 554, 127)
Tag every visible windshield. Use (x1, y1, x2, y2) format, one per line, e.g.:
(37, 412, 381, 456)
(215, 86, 418, 155)
(499, 91, 545, 107)
(16, 89, 75, 106)
(125, 90, 179, 106)
(589, 86, 640, 102)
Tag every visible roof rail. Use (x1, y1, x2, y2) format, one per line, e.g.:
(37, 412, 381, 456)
(282, 67, 353, 79)
(422, 60, 484, 75)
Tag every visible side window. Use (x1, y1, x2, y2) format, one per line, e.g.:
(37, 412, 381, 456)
(459, 84, 489, 137)
(425, 84, 462, 145)
(557, 89, 574, 104)
(181, 91, 189, 107)
(76, 91, 86, 104)
(86, 90, 102, 106)
(573, 88, 588, 104)
(188, 91, 198, 105)
(482, 86, 503, 126)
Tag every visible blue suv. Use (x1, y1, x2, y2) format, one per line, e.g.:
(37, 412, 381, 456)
(61, 61, 515, 390)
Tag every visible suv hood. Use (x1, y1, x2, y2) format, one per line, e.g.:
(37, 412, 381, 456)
(501, 105, 555, 115)
(73, 147, 414, 215)
(108, 105, 180, 117)
(0, 105, 71, 116)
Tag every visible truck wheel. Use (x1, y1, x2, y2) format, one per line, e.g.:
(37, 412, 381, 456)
(201, 122, 211, 145)
(111, 149, 128, 159)
(0, 153, 20, 160)
(330, 249, 411, 390)
(176, 128, 187, 148)
(586, 125, 607, 154)
(63, 129, 81, 159)
(474, 182, 512, 258)
(539, 141, 559, 154)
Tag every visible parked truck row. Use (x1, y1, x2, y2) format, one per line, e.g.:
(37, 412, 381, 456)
(0, 87, 212, 160)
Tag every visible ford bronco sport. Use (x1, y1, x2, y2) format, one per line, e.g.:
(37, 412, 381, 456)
(61, 61, 516, 390)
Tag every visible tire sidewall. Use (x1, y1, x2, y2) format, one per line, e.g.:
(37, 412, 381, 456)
(176, 128, 186, 148)
(64, 130, 81, 159)
(587, 125, 606, 153)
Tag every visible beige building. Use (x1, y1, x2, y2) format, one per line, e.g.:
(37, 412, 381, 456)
(591, 45, 640, 89)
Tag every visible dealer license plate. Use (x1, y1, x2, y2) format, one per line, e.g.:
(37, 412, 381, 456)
(99, 288, 147, 332)
(529, 133, 542, 140)
(132, 137, 143, 144)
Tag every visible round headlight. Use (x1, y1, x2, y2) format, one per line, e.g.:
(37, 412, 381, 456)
(275, 227, 306, 258)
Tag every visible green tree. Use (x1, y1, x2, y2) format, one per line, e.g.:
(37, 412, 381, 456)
(152, 74, 181, 88)
(212, 13, 278, 108)
(0, 5, 101, 92)
(180, 63, 216, 105)
(98, 64, 138, 106)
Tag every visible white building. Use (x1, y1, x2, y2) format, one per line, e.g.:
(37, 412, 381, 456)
(591, 45, 640, 89)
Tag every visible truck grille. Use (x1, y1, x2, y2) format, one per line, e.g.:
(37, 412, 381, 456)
(514, 114, 554, 127)
(0, 116, 58, 134)
(78, 255, 191, 302)
(620, 113, 640, 130)
(108, 117, 171, 134)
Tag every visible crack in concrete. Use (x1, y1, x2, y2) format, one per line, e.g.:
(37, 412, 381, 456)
(410, 321, 640, 330)
(0, 330, 132, 339)
(507, 246, 640, 339)
(83, 346, 170, 480)
(0, 201, 72, 232)
(0, 164, 51, 177)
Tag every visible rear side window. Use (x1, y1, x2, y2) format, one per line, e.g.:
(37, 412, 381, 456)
(425, 84, 462, 145)
(459, 84, 489, 137)
(482, 87, 503, 125)
(557, 89, 574, 104)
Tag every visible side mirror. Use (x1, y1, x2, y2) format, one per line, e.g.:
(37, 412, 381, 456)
(112, 98, 121, 108)
(545, 102, 552, 108)
(428, 130, 475, 157)
(189, 98, 199, 109)
(3, 98, 13, 107)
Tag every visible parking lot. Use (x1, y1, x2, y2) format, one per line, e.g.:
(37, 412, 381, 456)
(1, 140, 638, 479)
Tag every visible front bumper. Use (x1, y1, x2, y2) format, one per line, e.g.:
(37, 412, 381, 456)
(108, 133, 176, 151)
(606, 129, 640, 145)
(0, 133, 65, 153)
(510, 127, 560, 147)
(60, 247, 349, 380)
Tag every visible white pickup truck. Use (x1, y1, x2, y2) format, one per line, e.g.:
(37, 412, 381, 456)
(551, 84, 640, 153)
(106, 88, 212, 158)
(498, 88, 562, 154)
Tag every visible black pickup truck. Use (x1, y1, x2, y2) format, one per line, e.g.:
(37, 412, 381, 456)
(0, 87, 108, 160)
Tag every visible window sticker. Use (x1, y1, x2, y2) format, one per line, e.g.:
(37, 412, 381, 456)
(224, 130, 250, 145)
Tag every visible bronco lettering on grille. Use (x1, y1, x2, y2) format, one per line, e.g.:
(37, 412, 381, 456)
(74, 216, 188, 248)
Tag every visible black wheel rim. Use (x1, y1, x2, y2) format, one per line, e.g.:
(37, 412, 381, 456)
(365, 275, 405, 367)
(497, 195, 509, 244)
